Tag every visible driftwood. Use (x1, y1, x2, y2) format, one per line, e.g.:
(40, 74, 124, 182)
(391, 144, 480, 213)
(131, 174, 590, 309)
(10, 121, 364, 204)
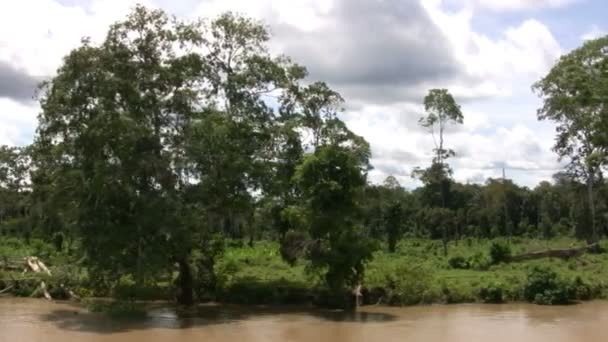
(61, 284, 81, 301)
(0, 284, 14, 294)
(510, 243, 600, 262)
(23, 257, 53, 300)
(25, 257, 51, 275)
(352, 283, 362, 307)
(1, 256, 79, 301)
(0, 263, 22, 272)
(31, 281, 52, 300)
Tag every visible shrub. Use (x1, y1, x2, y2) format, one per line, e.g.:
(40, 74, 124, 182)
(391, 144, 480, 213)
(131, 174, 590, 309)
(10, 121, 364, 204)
(111, 275, 168, 300)
(448, 256, 469, 269)
(439, 281, 476, 304)
(523, 267, 575, 305)
(217, 278, 310, 305)
(478, 282, 504, 303)
(467, 252, 491, 270)
(572, 276, 593, 300)
(489, 241, 512, 264)
(382, 264, 434, 305)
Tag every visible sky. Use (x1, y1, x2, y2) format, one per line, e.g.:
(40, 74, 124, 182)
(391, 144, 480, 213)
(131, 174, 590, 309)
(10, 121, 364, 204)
(0, 0, 606, 188)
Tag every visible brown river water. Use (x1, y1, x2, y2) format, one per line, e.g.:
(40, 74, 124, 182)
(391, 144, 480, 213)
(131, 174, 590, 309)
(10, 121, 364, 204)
(2, 297, 608, 342)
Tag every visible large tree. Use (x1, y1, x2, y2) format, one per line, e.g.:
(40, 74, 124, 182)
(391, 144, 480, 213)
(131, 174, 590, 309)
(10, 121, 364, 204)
(294, 131, 375, 294)
(414, 88, 463, 255)
(34, 6, 312, 304)
(533, 35, 608, 243)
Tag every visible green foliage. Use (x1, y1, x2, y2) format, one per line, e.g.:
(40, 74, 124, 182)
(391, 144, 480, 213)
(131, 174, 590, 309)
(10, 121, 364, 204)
(478, 282, 505, 303)
(467, 252, 491, 270)
(294, 143, 376, 292)
(533, 35, 608, 243)
(523, 267, 575, 305)
(0, 237, 58, 260)
(30, 4, 359, 304)
(383, 264, 435, 305)
(448, 256, 469, 269)
(489, 241, 512, 264)
(414, 88, 463, 257)
(111, 275, 169, 301)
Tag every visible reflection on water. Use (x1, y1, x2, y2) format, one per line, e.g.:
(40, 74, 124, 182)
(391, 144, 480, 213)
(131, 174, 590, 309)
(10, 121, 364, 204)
(2, 298, 608, 342)
(147, 304, 397, 328)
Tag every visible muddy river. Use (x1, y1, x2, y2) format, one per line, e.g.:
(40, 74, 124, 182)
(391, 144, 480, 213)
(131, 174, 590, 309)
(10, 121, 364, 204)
(2, 297, 608, 341)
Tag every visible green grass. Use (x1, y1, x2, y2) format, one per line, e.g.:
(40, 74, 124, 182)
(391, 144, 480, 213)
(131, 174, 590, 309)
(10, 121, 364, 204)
(216, 241, 311, 286)
(215, 241, 316, 304)
(218, 238, 608, 306)
(2, 236, 608, 306)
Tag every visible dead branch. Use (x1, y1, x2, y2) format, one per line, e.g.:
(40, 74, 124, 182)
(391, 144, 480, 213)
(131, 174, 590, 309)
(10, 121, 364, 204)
(510, 243, 600, 262)
(0, 284, 14, 294)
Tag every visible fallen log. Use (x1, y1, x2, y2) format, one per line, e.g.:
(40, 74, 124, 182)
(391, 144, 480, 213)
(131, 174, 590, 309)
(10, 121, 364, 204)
(0, 284, 14, 294)
(31, 281, 52, 301)
(510, 243, 600, 262)
(25, 257, 51, 275)
(1, 256, 81, 301)
(60, 283, 81, 301)
(22, 257, 53, 300)
(0, 263, 23, 272)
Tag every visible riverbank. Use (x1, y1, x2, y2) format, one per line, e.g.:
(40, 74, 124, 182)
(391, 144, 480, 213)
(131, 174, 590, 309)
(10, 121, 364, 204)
(215, 238, 608, 306)
(1, 237, 607, 307)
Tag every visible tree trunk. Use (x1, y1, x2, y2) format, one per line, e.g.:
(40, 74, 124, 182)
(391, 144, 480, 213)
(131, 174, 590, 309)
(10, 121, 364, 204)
(587, 172, 598, 244)
(176, 257, 194, 306)
(388, 231, 397, 253)
(510, 243, 600, 262)
(442, 227, 448, 257)
(136, 228, 144, 290)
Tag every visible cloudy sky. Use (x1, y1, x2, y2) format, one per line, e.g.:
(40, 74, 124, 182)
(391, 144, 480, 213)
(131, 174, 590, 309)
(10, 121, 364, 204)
(0, 0, 606, 188)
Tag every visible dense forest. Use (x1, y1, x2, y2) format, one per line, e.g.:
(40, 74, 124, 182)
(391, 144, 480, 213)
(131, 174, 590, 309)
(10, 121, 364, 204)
(1, 6, 608, 309)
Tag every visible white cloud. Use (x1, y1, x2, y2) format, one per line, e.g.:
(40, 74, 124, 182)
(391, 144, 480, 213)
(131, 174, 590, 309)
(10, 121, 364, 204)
(192, 0, 331, 31)
(0, 0, 566, 187)
(0, 98, 38, 145)
(423, 2, 562, 81)
(581, 25, 606, 41)
(352, 0, 564, 187)
(0, 0, 153, 76)
(0, 0, 155, 146)
(470, 0, 578, 11)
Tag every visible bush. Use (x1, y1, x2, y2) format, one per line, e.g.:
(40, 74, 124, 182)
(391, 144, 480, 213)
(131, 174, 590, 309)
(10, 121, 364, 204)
(467, 252, 491, 270)
(489, 241, 512, 264)
(217, 278, 310, 305)
(523, 267, 575, 305)
(478, 282, 504, 303)
(572, 276, 594, 300)
(448, 256, 469, 269)
(380, 264, 435, 305)
(111, 275, 169, 300)
(439, 281, 476, 304)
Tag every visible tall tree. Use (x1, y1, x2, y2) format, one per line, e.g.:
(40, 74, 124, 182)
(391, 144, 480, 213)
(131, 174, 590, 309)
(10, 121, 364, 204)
(294, 135, 375, 294)
(419, 88, 463, 192)
(533, 35, 608, 243)
(34, 6, 310, 304)
(414, 88, 463, 255)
